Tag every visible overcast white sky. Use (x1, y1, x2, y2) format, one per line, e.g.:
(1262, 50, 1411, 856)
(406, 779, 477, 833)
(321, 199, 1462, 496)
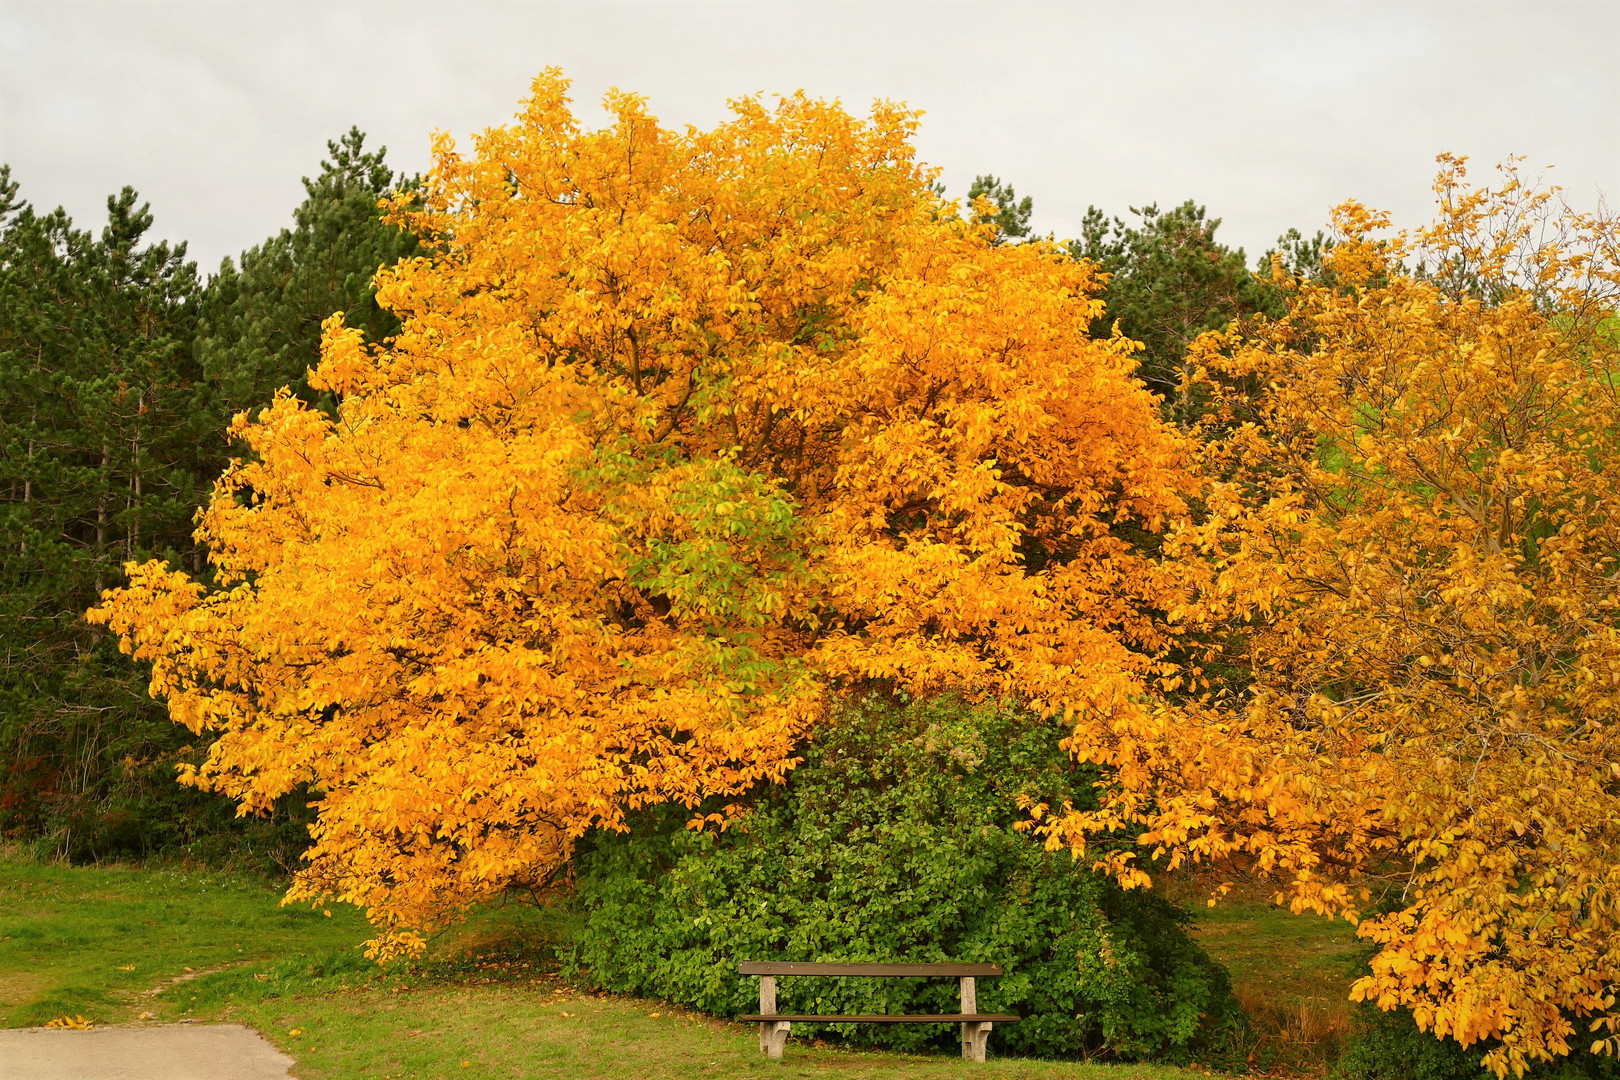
(1, 0, 1616, 272)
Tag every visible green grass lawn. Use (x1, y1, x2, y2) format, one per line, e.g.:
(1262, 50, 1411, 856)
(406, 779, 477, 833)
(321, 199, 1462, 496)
(0, 850, 1217, 1079)
(0, 853, 366, 1029)
(203, 981, 1217, 1080)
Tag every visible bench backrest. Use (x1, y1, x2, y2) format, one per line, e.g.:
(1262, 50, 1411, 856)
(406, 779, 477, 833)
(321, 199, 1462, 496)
(737, 962, 1002, 976)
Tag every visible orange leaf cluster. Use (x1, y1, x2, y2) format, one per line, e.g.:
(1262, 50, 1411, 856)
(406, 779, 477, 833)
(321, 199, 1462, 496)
(89, 72, 1192, 958)
(1036, 158, 1620, 1076)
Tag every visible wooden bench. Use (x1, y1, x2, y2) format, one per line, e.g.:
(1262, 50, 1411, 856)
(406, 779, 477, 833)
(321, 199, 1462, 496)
(737, 961, 1018, 1061)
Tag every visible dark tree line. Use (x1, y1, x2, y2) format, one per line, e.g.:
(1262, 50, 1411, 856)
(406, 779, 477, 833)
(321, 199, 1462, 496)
(0, 130, 415, 861)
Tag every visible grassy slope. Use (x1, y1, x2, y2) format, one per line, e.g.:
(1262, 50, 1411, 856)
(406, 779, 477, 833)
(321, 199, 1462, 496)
(1169, 876, 1363, 1070)
(0, 854, 1209, 1079)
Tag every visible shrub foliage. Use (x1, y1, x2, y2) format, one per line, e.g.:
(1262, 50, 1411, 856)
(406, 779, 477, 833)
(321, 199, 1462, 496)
(566, 694, 1240, 1061)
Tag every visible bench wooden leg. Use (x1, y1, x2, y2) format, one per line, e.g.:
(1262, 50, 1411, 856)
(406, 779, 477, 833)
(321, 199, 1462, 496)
(961, 1021, 992, 1062)
(759, 1020, 792, 1059)
(757, 973, 791, 1058)
(959, 975, 990, 1061)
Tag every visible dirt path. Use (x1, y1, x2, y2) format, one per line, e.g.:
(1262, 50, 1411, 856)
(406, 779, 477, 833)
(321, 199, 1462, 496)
(0, 1023, 293, 1079)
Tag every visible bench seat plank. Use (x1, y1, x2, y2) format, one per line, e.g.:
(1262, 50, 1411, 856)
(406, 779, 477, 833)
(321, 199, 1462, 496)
(738, 1014, 1019, 1023)
(737, 962, 1003, 977)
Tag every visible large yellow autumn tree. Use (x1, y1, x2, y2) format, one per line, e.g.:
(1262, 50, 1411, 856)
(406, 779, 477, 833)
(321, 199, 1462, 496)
(91, 72, 1193, 957)
(1036, 159, 1620, 1076)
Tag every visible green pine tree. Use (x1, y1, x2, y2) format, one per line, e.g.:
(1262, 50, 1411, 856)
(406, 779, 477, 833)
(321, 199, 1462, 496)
(0, 170, 227, 856)
(966, 174, 1034, 244)
(196, 127, 418, 418)
(1071, 200, 1286, 427)
(0, 129, 417, 861)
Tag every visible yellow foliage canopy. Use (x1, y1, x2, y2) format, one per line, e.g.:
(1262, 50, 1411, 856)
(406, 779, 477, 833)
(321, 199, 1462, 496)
(90, 72, 1192, 957)
(1036, 158, 1620, 1076)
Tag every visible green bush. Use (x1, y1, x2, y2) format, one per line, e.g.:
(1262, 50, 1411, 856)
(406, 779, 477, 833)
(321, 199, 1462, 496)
(563, 693, 1244, 1061)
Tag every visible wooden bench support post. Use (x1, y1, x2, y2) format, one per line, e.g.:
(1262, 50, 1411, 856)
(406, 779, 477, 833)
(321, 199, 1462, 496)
(757, 974, 791, 1059)
(959, 976, 991, 1061)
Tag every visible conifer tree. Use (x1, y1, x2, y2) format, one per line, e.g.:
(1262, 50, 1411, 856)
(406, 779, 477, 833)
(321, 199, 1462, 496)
(966, 173, 1034, 244)
(0, 171, 215, 852)
(196, 128, 417, 417)
(1072, 201, 1284, 427)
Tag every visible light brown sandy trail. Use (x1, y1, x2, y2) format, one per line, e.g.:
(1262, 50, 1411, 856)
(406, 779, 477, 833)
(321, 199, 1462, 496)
(0, 1023, 293, 1079)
